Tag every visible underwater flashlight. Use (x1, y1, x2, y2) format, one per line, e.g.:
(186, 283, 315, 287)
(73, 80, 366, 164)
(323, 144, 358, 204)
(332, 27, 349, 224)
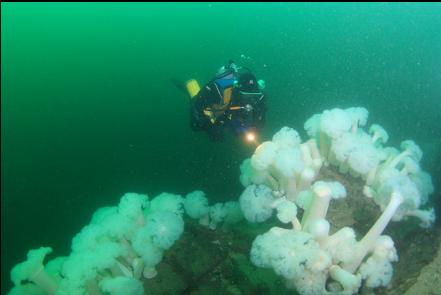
(246, 132, 256, 142)
(244, 131, 260, 146)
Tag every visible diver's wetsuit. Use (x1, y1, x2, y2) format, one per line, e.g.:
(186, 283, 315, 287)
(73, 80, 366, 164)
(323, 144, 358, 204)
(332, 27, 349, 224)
(190, 68, 266, 141)
(190, 78, 227, 140)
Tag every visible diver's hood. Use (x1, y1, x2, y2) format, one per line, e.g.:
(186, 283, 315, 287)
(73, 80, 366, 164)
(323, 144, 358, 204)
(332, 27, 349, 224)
(237, 73, 259, 92)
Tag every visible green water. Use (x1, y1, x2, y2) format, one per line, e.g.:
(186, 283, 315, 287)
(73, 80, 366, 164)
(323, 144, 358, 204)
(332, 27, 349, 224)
(2, 2, 441, 293)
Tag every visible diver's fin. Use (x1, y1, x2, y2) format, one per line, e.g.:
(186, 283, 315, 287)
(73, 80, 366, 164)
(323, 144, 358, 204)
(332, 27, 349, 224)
(171, 78, 201, 100)
(170, 78, 188, 95)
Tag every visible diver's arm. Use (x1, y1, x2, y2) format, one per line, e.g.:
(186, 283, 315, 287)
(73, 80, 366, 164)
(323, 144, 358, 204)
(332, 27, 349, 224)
(190, 82, 220, 131)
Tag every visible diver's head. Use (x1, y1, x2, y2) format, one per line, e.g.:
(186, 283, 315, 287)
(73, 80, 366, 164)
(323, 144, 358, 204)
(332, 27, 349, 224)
(238, 73, 259, 92)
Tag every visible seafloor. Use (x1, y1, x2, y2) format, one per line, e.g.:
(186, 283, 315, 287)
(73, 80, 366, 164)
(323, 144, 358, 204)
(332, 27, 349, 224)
(142, 167, 441, 295)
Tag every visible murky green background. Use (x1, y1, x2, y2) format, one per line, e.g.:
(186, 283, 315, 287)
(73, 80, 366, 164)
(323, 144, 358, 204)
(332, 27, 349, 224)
(2, 2, 440, 293)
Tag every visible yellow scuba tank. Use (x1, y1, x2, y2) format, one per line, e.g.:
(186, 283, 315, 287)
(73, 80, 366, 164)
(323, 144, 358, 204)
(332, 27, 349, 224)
(186, 79, 201, 99)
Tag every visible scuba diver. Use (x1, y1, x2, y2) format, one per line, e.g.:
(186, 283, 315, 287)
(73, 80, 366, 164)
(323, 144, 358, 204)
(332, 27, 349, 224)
(186, 60, 266, 142)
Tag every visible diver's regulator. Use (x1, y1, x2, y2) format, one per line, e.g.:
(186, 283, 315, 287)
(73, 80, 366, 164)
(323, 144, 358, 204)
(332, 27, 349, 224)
(229, 104, 253, 112)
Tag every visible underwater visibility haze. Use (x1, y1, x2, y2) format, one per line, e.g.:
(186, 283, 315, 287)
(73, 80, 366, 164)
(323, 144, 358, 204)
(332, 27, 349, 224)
(2, 2, 441, 294)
